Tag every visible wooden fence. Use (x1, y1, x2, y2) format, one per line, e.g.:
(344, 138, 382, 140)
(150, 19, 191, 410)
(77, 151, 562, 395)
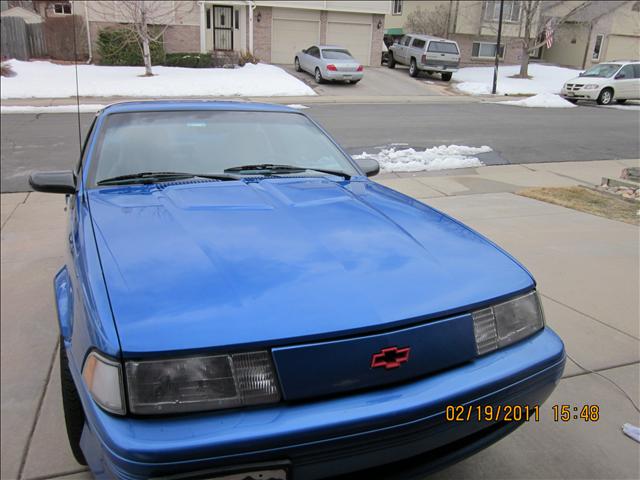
(1, 16, 47, 60)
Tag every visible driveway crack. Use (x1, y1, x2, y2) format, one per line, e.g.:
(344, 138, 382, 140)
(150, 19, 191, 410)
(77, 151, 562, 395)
(541, 293, 639, 341)
(17, 338, 59, 480)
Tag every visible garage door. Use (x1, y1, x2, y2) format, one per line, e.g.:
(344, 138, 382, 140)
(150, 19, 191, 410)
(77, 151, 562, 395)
(604, 35, 640, 62)
(326, 12, 372, 66)
(271, 9, 320, 64)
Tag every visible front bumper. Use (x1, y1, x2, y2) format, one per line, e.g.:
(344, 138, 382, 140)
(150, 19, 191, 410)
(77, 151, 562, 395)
(561, 88, 599, 100)
(323, 70, 364, 81)
(76, 328, 565, 479)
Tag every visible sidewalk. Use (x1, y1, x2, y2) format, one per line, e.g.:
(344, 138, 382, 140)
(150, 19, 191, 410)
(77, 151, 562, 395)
(1, 160, 638, 480)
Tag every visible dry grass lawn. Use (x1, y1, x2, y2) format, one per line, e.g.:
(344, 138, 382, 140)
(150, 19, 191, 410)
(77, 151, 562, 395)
(518, 186, 639, 226)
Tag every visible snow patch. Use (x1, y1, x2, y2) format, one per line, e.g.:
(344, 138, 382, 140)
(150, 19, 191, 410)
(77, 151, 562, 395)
(353, 145, 490, 173)
(496, 93, 577, 108)
(0, 60, 316, 99)
(1, 104, 106, 114)
(286, 104, 309, 109)
(602, 104, 640, 111)
(455, 64, 581, 96)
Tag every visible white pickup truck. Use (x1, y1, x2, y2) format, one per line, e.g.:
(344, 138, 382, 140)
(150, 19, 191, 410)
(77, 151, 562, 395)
(388, 34, 460, 81)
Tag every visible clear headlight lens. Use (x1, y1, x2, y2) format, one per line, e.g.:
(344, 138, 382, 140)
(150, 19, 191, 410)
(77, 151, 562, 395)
(583, 84, 599, 89)
(82, 351, 126, 415)
(125, 351, 281, 415)
(472, 291, 544, 355)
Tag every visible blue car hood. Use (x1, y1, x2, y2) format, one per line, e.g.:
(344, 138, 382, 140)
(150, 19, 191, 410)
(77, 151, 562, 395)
(88, 178, 533, 355)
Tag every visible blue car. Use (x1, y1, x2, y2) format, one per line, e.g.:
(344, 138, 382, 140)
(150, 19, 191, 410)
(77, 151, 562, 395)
(30, 101, 565, 480)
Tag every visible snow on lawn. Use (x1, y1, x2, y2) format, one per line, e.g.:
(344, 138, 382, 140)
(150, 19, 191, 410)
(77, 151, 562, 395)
(0, 60, 316, 99)
(496, 93, 577, 108)
(353, 145, 490, 173)
(455, 64, 580, 96)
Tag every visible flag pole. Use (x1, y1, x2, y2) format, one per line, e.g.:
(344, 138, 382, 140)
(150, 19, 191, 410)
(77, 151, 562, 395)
(491, 0, 504, 95)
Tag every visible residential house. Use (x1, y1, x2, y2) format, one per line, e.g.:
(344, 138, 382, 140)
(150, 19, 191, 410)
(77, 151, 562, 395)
(385, 0, 541, 65)
(542, 1, 640, 69)
(0, 4, 43, 23)
(385, 0, 639, 67)
(30, 1, 390, 67)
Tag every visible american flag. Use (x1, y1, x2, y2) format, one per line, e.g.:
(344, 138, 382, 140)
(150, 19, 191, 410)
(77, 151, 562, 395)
(545, 21, 554, 49)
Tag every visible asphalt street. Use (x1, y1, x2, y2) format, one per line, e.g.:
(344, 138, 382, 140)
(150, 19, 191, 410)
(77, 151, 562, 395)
(1, 102, 639, 192)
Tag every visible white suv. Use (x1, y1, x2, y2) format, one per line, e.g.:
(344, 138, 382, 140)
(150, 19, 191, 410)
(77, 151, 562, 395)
(561, 61, 640, 105)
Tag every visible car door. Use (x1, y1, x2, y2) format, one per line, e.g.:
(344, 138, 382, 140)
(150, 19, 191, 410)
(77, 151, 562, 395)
(300, 46, 315, 72)
(631, 64, 640, 99)
(394, 35, 410, 64)
(409, 38, 426, 63)
(614, 64, 635, 99)
(306, 46, 321, 73)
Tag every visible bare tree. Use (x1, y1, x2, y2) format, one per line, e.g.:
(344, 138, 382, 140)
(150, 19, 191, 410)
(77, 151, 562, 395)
(90, 0, 194, 76)
(403, 5, 450, 38)
(515, 1, 592, 78)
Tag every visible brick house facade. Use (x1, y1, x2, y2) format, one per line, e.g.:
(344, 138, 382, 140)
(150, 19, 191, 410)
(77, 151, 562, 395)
(53, 0, 390, 66)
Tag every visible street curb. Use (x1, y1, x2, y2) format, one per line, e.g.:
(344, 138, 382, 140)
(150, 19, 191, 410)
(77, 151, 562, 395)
(1, 94, 481, 108)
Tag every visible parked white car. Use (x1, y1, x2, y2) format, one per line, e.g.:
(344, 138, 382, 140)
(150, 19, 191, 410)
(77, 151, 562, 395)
(294, 45, 364, 84)
(388, 34, 460, 81)
(561, 61, 640, 105)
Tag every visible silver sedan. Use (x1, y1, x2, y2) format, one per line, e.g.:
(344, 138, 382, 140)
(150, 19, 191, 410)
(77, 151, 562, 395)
(294, 45, 364, 84)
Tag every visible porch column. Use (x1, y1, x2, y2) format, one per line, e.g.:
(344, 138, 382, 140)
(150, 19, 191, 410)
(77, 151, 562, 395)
(199, 1, 206, 53)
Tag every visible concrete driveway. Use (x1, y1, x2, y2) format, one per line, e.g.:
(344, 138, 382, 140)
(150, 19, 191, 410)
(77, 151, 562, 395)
(1, 160, 638, 480)
(278, 64, 452, 97)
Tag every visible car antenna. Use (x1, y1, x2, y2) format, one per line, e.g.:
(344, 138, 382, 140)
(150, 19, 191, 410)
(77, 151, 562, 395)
(71, 3, 82, 155)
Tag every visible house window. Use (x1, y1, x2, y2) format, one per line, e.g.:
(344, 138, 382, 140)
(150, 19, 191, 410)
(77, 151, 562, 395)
(235, 10, 239, 30)
(392, 0, 403, 15)
(53, 3, 72, 15)
(472, 42, 505, 59)
(484, 1, 521, 23)
(206, 9, 211, 29)
(592, 34, 604, 61)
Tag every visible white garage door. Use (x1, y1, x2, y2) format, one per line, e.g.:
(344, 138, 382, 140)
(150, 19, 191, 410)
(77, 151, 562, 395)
(604, 35, 640, 62)
(326, 12, 372, 66)
(271, 9, 320, 64)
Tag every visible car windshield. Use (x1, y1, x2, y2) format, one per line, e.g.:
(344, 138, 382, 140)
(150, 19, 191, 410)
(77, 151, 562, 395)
(427, 41, 459, 54)
(322, 49, 353, 60)
(89, 111, 358, 186)
(581, 64, 621, 78)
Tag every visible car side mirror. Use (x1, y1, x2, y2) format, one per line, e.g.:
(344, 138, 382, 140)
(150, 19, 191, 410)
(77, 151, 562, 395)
(29, 170, 76, 194)
(578, 72, 584, 77)
(302, 49, 307, 54)
(354, 158, 380, 177)
(615, 73, 625, 79)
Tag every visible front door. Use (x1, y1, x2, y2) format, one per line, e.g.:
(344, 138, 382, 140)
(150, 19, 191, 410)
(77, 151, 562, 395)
(213, 5, 233, 51)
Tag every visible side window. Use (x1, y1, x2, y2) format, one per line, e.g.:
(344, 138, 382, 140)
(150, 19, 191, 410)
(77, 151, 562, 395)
(308, 47, 320, 58)
(617, 65, 634, 79)
(633, 64, 640, 79)
(403, 36, 412, 46)
(411, 39, 426, 49)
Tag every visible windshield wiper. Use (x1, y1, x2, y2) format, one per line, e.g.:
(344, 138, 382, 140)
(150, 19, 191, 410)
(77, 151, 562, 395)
(223, 164, 351, 180)
(97, 171, 240, 186)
